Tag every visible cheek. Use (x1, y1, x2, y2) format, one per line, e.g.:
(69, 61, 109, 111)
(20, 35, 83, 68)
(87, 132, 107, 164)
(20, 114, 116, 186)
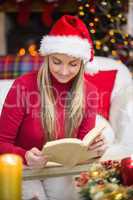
(70, 66, 81, 75)
(49, 63, 60, 73)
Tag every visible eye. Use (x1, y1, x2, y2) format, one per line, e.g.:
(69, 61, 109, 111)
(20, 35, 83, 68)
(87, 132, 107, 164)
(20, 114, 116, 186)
(53, 58, 62, 65)
(70, 63, 77, 67)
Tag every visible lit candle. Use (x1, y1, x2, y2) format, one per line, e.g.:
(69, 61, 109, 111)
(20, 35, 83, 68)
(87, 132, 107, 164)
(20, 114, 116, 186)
(121, 156, 133, 186)
(0, 154, 23, 200)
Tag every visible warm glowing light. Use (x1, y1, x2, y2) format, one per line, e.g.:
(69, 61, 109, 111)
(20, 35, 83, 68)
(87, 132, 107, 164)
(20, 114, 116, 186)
(107, 14, 111, 18)
(118, 14, 122, 18)
(94, 18, 99, 22)
(85, 3, 90, 8)
(18, 48, 25, 56)
(103, 45, 109, 52)
(112, 50, 117, 56)
(124, 41, 128, 45)
(110, 18, 114, 22)
(79, 11, 85, 16)
(111, 39, 116, 43)
(1, 155, 18, 165)
(29, 44, 36, 51)
(30, 51, 38, 56)
(115, 193, 123, 199)
(125, 34, 129, 38)
(122, 17, 126, 22)
(90, 8, 95, 13)
(109, 30, 114, 36)
(89, 22, 94, 27)
(116, 60, 122, 64)
(90, 29, 96, 34)
(79, 6, 83, 10)
(96, 41, 101, 46)
(28, 44, 38, 56)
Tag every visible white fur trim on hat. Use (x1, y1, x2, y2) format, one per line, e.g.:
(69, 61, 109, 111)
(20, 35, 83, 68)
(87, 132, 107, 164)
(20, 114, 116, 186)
(39, 35, 92, 61)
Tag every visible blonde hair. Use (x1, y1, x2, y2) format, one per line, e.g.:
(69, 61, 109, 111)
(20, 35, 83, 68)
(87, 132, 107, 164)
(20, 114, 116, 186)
(37, 56, 85, 141)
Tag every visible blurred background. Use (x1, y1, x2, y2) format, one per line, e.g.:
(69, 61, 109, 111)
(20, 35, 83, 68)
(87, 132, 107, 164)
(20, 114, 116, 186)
(0, 0, 132, 71)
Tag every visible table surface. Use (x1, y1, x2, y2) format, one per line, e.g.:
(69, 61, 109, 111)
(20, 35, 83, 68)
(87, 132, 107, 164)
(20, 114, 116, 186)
(23, 162, 95, 181)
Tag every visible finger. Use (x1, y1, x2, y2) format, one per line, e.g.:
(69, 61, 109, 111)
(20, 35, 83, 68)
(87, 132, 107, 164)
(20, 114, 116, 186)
(27, 151, 47, 166)
(91, 135, 102, 144)
(94, 134, 104, 142)
(31, 147, 43, 156)
(89, 140, 104, 150)
(28, 158, 47, 168)
(90, 146, 107, 158)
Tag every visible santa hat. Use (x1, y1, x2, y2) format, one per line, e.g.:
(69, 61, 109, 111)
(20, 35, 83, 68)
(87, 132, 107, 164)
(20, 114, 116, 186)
(39, 15, 94, 63)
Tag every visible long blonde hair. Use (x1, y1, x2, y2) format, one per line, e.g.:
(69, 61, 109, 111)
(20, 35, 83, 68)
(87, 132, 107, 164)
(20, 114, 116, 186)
(37, 56, 85, 141)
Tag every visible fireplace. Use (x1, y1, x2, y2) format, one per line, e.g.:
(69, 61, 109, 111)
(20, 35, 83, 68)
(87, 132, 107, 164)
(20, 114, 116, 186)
(6, 12, 51, 55)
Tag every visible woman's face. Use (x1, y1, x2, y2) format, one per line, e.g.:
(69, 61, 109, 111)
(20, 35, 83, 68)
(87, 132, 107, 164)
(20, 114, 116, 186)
(48, 53, 82, 83)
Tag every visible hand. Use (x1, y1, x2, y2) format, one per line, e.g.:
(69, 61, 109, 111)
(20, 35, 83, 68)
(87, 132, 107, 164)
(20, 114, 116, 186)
(25, 147, 48, 169)
(88, 134, 107, 157)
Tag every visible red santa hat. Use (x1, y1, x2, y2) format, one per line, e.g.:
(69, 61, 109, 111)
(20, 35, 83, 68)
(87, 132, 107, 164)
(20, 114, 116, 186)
(39, 15, 94, 63)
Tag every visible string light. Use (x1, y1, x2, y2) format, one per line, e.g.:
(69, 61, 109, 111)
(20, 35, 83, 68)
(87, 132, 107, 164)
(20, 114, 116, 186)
(117, 0, 121, 4)
(110, 18, 114, 22)
(111, 39, 116, 43)
(109, 30, 114, 36)
(90, 29, 96, 34)
(103, 45, 109, 52)
(96, 41, 101, 46)
(79, 6, 83, 10)
(124, 41, 128, 45)
(101, 1, 107, 6)
(118, 14, 122, 18)
(94, 18, 99, 22)
(122, 18, 126, 22)
(89, 22, 94, 27)
(124, 34, 129, 38)
(77, 0, 133, 70)
(96, 40, 101, 50)
(90, 8, 95, 13)
(85, 3, 90, 8)
(107, 14, 111, 18)
(112, 50, 117, 56)
(79, 11, 85, 16)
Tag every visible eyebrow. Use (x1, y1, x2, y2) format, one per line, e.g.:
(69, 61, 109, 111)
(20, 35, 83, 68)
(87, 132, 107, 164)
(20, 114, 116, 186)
(52, 56, 62, 61)
(69, 58, 79, 63)
(52, 56, 79, 63)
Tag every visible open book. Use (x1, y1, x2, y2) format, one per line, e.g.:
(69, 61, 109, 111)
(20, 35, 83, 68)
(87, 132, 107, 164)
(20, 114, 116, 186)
(42, 124, 106, 167)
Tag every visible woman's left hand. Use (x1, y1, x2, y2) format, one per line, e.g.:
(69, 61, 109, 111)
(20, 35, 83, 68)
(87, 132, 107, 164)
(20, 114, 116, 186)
(88, 133, 108, 157)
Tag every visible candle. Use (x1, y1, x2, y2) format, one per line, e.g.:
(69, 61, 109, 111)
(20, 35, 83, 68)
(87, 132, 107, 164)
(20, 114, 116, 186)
(0, 154, 23, 200)
(121, 156, 133, 186)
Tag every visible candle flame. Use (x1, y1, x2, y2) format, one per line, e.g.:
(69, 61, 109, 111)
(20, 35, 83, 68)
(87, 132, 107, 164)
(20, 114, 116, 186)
(2, 155, 19, 166)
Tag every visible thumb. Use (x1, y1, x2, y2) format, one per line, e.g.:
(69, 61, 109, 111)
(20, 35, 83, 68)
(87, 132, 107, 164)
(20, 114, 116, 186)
(31, 147, 42, 156)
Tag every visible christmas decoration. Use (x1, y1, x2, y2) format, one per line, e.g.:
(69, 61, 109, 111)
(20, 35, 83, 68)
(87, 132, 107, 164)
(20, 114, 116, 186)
(77, 0, 133, 70)
(17, 0, 32, 27)
(75, 160, 133, 200)
(41, 3, 57, 27)
(121, 157, 133, 186)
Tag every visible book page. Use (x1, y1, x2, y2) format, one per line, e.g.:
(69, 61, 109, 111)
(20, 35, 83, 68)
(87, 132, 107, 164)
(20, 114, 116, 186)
(82, 123, 106, 146)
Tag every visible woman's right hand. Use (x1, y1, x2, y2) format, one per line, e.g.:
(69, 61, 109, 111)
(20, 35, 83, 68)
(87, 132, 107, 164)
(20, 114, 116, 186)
(25, 147, 48, 169)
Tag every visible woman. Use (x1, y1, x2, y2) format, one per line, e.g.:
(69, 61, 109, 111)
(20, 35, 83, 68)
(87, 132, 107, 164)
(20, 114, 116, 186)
(0, 15, 107, 200)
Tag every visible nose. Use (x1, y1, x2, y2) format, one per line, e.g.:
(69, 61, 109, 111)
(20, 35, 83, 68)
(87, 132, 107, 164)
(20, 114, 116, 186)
(60, 65, 69, 76)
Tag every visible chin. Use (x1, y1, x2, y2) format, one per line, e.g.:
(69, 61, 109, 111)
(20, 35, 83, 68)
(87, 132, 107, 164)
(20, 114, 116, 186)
(57, 78, 70, 83)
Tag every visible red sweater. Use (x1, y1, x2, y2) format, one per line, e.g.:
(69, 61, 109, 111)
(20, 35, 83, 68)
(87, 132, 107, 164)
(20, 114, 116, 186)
(0, 71, 98, 164)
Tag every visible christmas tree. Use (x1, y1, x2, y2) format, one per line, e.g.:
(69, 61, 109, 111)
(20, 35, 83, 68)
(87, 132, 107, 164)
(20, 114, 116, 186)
(77, 0, 133, 71)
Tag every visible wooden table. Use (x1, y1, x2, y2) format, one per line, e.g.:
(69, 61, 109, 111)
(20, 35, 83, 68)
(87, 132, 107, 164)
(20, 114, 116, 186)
(23, 163, 92, 181)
